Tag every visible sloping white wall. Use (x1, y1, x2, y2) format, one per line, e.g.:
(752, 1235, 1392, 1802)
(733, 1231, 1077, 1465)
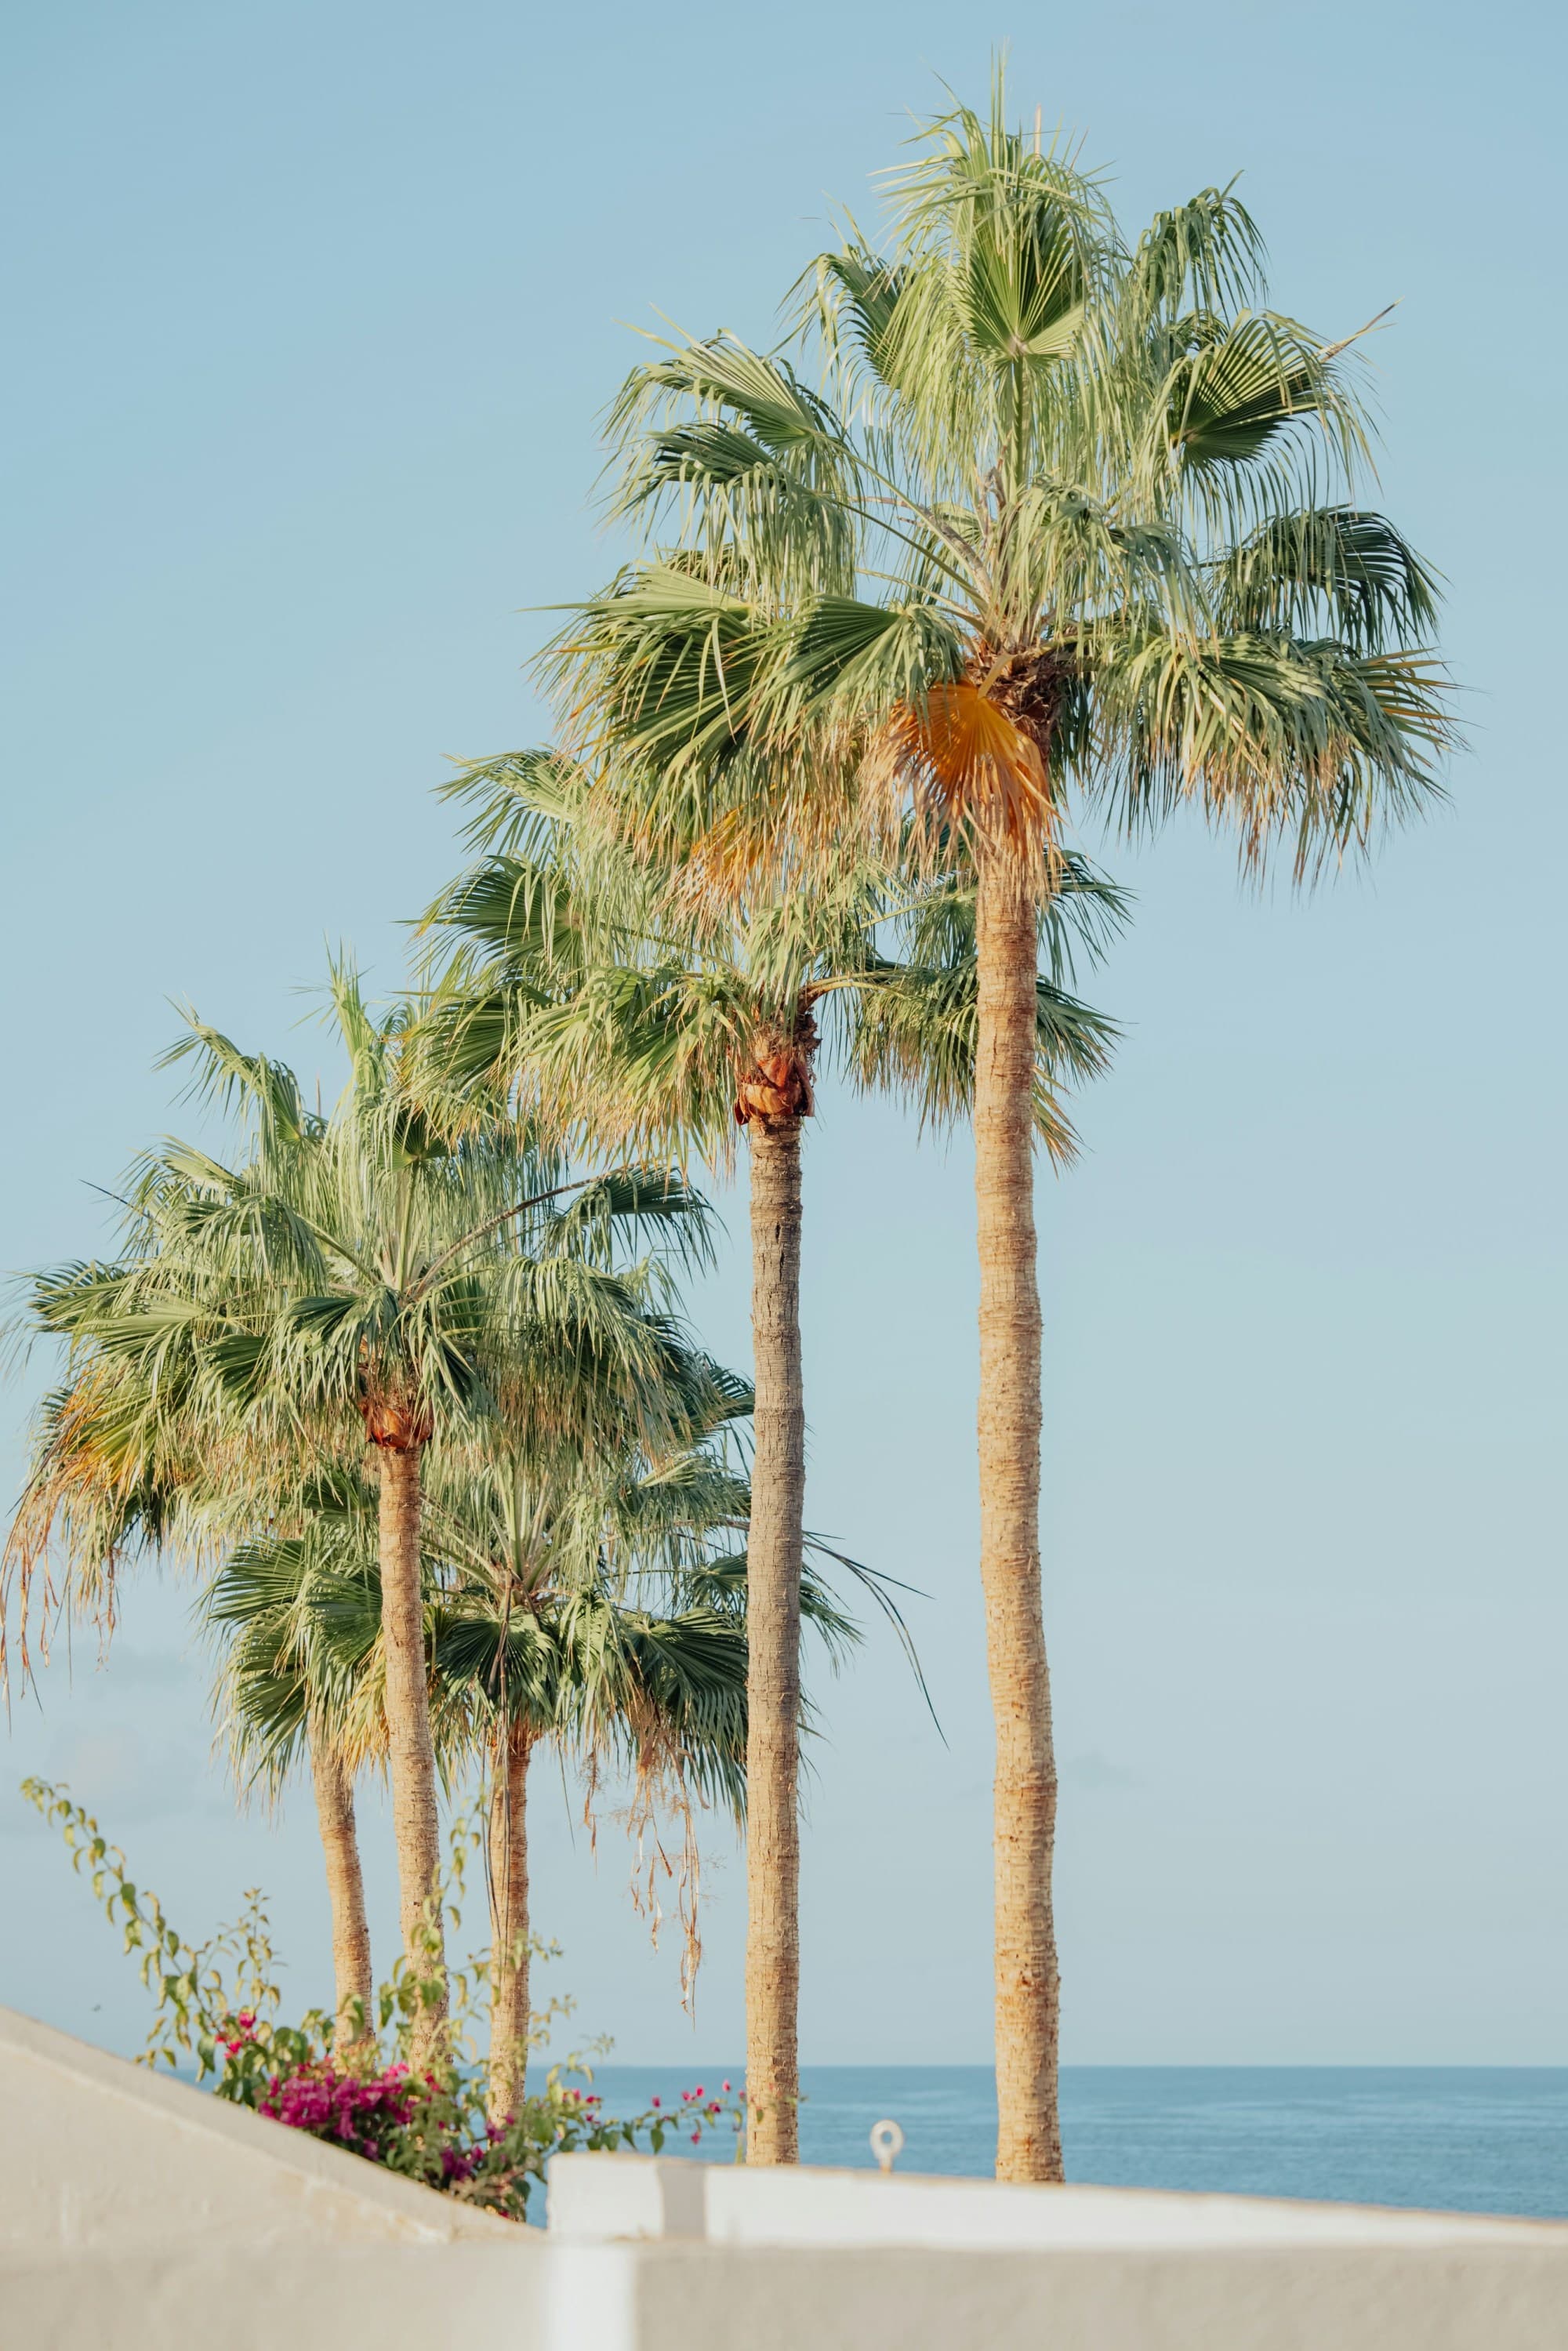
(0, 2007, 517, 2249)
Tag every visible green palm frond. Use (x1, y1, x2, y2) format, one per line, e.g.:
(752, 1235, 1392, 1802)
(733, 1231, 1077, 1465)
(1212, 507, 1442, 651)
(1098, 629, 1451, 869)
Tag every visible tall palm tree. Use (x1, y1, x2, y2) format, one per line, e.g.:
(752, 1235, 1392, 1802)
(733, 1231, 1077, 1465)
(545, 75, 1454, 2178)
(415, 750, 1119, 2158)
(16, 970, 713, 2048)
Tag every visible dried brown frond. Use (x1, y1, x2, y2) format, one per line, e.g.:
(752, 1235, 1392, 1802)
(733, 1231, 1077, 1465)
(623, 1751, 708, 2018)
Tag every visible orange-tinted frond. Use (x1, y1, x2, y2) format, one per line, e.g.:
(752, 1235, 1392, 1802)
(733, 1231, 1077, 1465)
(866, 682, 1057, 864)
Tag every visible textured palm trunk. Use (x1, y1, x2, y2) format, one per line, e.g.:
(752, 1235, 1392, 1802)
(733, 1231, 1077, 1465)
(309, 1734, 373, 2052)
(974, 842, 1063, 2183)
(486, 1717, 532, 2124)
(376, 1440, 447, 2047)
(744, 1116, 804, 2164)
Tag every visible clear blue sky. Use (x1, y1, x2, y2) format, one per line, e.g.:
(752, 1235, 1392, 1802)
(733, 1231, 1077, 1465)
(2, 0, 1563, 2069)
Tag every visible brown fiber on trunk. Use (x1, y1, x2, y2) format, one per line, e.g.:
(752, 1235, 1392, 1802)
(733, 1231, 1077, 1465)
(974, 842, 1063, 2183)
(743, 1112, 804, 2164)
(375, 1437, 447, 2049)
(486, 1717, 532, 2124)
(309, 1733, 373, 2053)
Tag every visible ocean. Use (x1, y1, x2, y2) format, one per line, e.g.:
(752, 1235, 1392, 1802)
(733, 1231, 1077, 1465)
(577, 2066, 1568, 2221)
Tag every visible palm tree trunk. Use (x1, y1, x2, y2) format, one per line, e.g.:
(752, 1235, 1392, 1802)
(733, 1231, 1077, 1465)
(376, 1439, 447, 2044)
(974, 842, 1062, 2183)
(308, 1733, 373, 2053)
(744, 1116, 804, 2164)
(487, 1716, 532, 2124)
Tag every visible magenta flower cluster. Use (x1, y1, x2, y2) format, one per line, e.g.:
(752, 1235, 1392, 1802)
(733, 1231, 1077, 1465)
(677, 2081, 729, 2144)
(249, 2043, 508, 2183)
(211, 2005, 744, 2212)
(258, 2060, 420, 2161)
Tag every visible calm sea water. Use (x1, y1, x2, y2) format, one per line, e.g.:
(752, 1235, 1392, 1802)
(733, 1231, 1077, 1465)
(575, 2066, 1568, 2221)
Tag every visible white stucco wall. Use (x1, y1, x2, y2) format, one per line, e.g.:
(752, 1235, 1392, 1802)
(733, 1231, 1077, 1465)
(547, 2148, 1563, 2251)
(9, 2237, 1568, 2351)
(5, 2008, 1568, 2350)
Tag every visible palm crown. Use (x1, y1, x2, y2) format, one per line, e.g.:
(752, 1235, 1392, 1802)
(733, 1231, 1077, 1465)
(552, 81, 1451, 887)
(416, 748, 1123, 1162)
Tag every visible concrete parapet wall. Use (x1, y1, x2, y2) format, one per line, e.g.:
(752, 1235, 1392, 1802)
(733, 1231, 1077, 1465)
(541, 2152, 1568, 2346)
(547, 2147, 1561, 2251)
(5, 2011, 1568, 2349)
(8, 2237, 1568, 2351)
(589, 2241, 1568, 2351)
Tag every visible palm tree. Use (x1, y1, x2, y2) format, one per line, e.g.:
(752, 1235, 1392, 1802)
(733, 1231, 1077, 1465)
(198, 1478, 381, 2048)
(414, 749, 1119, 2158)
(205, 1414, 861, 2123)
(16, 970, 714, 2048)
(544, 75, 1454, 2178)
(425, 1431, 757, 2121)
